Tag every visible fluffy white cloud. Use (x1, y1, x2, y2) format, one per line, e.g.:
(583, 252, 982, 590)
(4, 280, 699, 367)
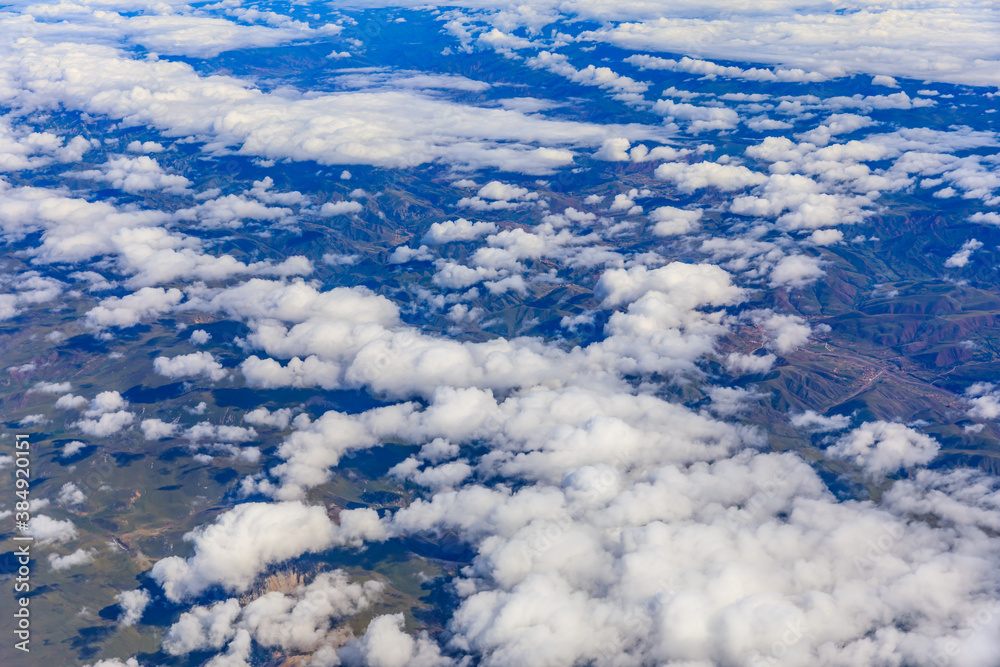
(527, 50, 648, 104)
(62, 390, 134, 435)
(9, 3, 342, 59)
(57, 482, 86, 506)
(0, 271, 65, 319)
(828, 421, 940, 475)
(243, 407, 294, 430)
(333, 69, 491, 93)
(596, 262, 742, 309)
(378, 408, 999, 667)
(242, 571, 384, 652)
(655, 161, 767, 192)
(84, 390, 127, 417)
(0, 38, 666, 174)
(84, 658, 140, 667)
(117, 588, 152, 627)
(204, 628, 251, 667)
(648, 206, 701, 236)
(86, 287, 183, 329)
(725, 352, 776, 374)
(970, 211, 1000, 226)
(61, 440, 87, 458)
(594, 137, 632, 161)
(189, 329, 211, 344)
(582, 3, 1000, 86)
(18, 414, 47, 427)
(790, 410, 851, 432)
(625, 54, 827, 83)
(5, 5, 997, 667)
(0, 113, 93, 171)
(49, 548, 95, 571)
(320, 200, 364, 216)
(76, 155, 191, 193)
(2, 183, 314, 291)
(178, 193, 292, 229)
(154, 351, 228, 382)
(797, 113, 875, 147)
(652, 98, 740, 132)
(29, 380, 71, 394)
(141, 418, 178, 440)
(168, 246, 1000, 665)
(150, 502, 384, 601)
(745, 116, 793, 131)
(166, 570, 383, 657)
(423, 218, 498, 244)
(708, 386, 763, 416)
(459, 181, 541, 210)
(162, 599, 242, 654)
(340, 613, 450, 667)
(945, 238, 983, 268)
(26, 515, 78, 545)
(807, 228, 843, 245)
(184, 422, 257, 443)
(966, 383, 1000, 421)
(126, 140, 164, 153)
(241, 354, 344, 390)
(0, 182, 164, 262)
(769, 254, 825, 288)
(609, 188, 646, 214)
(75, 410, 134, 437)
(729, 169, 876, 233)
(760, 313, 813, 353)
